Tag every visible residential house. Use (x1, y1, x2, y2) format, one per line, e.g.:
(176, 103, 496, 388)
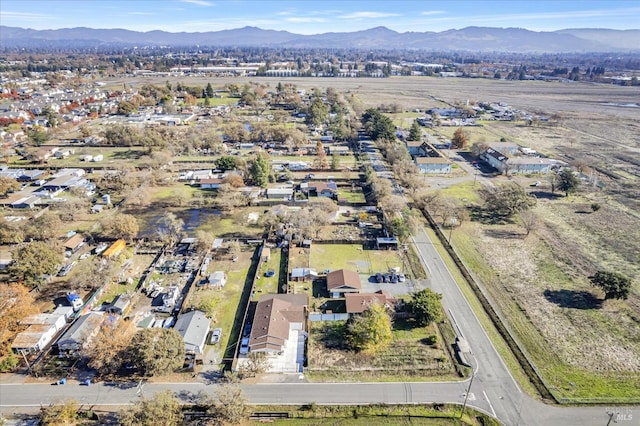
(345, 291, 395, 315)
(10, 196, 39, 209)
(266, 188, 294, 200)
(300, 181, 338, 199)
(480, 148, 509, 173)
(406, 140, 427, 157)
(55, 312, 104, 353)
(248, 294, 308, 354)
(199, 178, 223, 189)
(326, 269, 361, 298)
(11, 312, 68, 353)
(174, 310, 210, 355)
(415, 157, 452, 174)
(487, 142, 520, 156)
(506, 157, 557, 174)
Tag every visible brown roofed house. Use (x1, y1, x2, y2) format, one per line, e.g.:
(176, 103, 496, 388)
(345, 291, 395, 315)
(63, 234, 84, 252)
(326, 269, 361, 297)
(249, 294, 308, 354)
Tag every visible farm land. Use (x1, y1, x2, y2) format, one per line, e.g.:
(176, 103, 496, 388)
(1, 74, 639, 402)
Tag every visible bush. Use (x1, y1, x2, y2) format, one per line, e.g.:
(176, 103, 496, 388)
(422, 334, 438, 346)
(0, 354, 19, 373)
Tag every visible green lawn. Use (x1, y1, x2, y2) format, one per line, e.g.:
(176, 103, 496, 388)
(192, 248, 254, 353)
(198, 96, 238, 106)
(254, 249, 282, 295)
(338, 188, 366, 203)
(310, 244, 403, 276)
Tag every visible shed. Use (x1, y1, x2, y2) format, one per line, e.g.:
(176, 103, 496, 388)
(63, 234, 84, 253)
(102, 239, 126, 259)
(261, 246, 271, 262)
(290, 268, 318, 282)
(208, 271, 227, 288)
(376, 237, 398, 250)
(106, 294, 131, 315)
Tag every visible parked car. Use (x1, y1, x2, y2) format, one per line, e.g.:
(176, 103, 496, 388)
(163, 317, 175, 328)
(398, 273, 406, 282)
(210, 328, 222, 345)
(57, 261, 77, 277)
(375, 273, 384, 283)
(264, 269, 276, 277)
(239, 337, 249, 354)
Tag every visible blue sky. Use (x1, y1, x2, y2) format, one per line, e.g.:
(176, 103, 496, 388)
(1, 1, 639, 34)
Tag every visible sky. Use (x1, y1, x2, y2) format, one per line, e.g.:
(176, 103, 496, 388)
(1, 0, 639, 34)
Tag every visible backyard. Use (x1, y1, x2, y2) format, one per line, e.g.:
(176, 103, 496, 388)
(307, 317, 459, 382)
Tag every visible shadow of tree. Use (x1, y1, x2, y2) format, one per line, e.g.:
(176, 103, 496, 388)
(483, 229, 524, 239)
(468, 205, 514, 225)
(543, 289, 603, 309)
(111, 150, 146, 160)
(529, 190, 564, 200)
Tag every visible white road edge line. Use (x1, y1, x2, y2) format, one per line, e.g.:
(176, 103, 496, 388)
(483, 390, 497, 418)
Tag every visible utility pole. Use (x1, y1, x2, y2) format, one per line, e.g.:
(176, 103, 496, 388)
(460, 367, 475, 419)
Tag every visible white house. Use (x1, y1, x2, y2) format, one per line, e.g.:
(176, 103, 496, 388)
(174, 310, 210, 355)
(415, 157, 452, 174)
(11, 312, 68, 353)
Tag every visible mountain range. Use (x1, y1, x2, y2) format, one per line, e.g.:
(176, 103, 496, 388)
(1, 25, 638, 53)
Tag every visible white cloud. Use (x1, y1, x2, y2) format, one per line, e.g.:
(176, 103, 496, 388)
(420, 11, 445, 17)
(128, 12, 157, 16)
(0, 11, 53, 22)
(285, 17, 327, 23)
(339, 11, 400, 20)
(180, 0, 213, 6)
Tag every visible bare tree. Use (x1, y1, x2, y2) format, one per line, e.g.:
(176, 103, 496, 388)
(211, 384, 250, 424)
(238, 352, 270, 378)
(519, 210, 539, 237)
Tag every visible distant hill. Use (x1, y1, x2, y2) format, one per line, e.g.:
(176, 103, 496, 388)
(0, 25, 638, 52)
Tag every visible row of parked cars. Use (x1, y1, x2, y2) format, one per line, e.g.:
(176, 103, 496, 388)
(373, 271, 406, 284)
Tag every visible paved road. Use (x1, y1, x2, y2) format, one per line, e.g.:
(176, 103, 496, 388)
(0, 199, 634, 425)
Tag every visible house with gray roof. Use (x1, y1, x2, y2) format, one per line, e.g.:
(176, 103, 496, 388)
(174, 310, 210, 355)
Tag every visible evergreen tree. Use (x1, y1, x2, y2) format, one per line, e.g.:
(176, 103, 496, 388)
(408, 119, 422, 141)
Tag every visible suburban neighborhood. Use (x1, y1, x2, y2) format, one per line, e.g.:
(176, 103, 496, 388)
(0, 7, 639, 425)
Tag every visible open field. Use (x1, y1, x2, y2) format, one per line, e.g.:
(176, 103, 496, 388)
(110, 75, 640, 118)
